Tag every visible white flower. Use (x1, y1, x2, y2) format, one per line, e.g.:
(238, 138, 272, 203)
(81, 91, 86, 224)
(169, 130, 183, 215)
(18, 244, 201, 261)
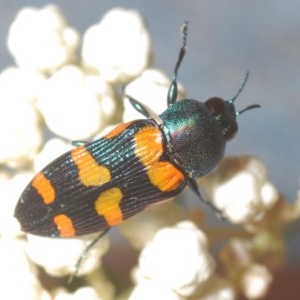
(33, 138, 74, 172)
(53, 287, 103, 300)
(82, 8, 151, 82)
(0, 172, 35, 237)
(0, 67, 46, 104)
(129, 280, 184, 300)
(120, 201, 184, 250)
(242, 264, 272, 299)
(0, 100, 42, 167)
(134, 221, 215, 297)
(26, 233, 109, 277)
(201, 156, 279, 224)
(123, 69, 186, 122)
(37, 65, 116, 140)
(0, 237, 50, 300)
(0, 66, 45, 167)
(7, 4, 79, 73)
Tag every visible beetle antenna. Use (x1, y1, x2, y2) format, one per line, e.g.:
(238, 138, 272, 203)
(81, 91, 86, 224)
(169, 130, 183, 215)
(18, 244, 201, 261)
(229, 70, 250, 104)
(228, 71, 261, 114)
(237, 104, 261, 115)
(181, 21, 188, 49)
(174, 21, 188, 76)
(167, 21, 188, 106)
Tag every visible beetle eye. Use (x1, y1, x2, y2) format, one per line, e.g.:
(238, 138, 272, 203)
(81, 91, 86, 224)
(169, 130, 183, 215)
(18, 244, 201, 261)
(205, 97, 238, 140)
(205, 97, 226, 117)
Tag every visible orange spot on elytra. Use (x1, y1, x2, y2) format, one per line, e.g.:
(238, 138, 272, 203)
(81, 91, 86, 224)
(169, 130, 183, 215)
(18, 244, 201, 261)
(71, 147, 110, 186)
(32, 172, 55, 204)
(134, 126, 163, 166)
(53, 214, 76, 237)
(147, 162, 185, 192)
(105, 121, 133, 139)
(134, 126, 185, 192)
(94, 187, 123, 226)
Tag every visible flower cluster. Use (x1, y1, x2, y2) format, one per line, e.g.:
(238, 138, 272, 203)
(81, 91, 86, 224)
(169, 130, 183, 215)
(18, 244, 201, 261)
(0, 4, 299, 300)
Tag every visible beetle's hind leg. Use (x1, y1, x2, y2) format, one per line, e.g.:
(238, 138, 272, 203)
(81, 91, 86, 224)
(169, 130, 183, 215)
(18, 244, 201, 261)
(68, 228, 110, 284)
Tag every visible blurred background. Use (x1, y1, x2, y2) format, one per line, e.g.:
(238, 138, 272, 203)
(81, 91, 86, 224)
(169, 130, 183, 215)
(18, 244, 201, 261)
(0, 1, 299, 298)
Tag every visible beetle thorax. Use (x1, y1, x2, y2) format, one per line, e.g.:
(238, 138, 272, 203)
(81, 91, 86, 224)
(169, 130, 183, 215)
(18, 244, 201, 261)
(160, 99, 226, 179)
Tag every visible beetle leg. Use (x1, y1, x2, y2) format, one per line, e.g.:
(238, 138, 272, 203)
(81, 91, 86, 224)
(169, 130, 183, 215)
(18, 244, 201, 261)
(188, 178, 225, 219)
(68, 228, 110, 283)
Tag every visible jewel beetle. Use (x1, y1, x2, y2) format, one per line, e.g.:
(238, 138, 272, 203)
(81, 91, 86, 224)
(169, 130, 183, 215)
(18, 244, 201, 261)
(14, 22, 260, 239)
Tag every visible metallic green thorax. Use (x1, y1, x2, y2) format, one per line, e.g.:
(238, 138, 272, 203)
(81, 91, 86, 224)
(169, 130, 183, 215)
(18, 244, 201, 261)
(160, 98, 238, 179)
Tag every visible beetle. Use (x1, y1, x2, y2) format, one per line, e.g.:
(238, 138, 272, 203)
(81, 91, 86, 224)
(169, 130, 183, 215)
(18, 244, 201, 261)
(14, 22, 260, 240)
